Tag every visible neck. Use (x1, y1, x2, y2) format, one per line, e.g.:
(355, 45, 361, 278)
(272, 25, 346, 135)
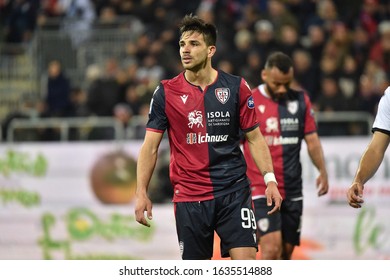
(185, 67, 217, 90)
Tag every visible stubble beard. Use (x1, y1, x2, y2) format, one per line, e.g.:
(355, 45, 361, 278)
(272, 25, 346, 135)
(266, 83, 286, 102)
(183, 57, 208, 73)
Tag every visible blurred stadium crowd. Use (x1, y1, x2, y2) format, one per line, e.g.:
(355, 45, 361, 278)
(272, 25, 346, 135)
(1, 0, 390, 141)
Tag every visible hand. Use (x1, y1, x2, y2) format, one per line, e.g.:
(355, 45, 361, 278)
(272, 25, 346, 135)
(265, 182, 282, 215)
(316, 173, 329, 196)
(347, 182, 364, 208)
(134, 193, 153, 227)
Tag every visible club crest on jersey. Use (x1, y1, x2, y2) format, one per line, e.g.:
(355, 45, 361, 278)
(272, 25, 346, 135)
(287, 100, 298, 115)
(215, 88, 230, 104)
(258, 218, 269, 232)
(188, 110, 204, 128)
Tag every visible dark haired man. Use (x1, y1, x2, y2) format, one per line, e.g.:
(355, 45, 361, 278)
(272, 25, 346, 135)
(135, 15, 282, 260)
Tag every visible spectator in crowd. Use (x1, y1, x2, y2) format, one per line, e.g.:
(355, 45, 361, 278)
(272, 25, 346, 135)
(277, 24, 303, 57)
(86, 57, 121, 117)
(59, 0, 96, 47)
(304, 0, 339, 35)
(43, 60, 72, 117)
(69, 86, 90, 117)
(314, 75, 347, 113)
(3, 0, 39, 45)
(314, 75, 348, 136)
(266, 0, 300, 42)
(230, 28, 253, 72)
(358, 0, 382, 41)
(113, 103, 133, 130)
(252, 19, 278, 61)
(356, 74, 382, 116)
(338, 54, 360, 102)
(350, 25, 371, 75)
(304, 24, 326, 63)
(239, 50, 263, 89)
(292, 49, 320, 102)
(67, 86, 91, 140)
(369, 20, 390, 79)
(133, 102, 150, 140)
(120, 83, 145, 116)
(135, 54, 165, 91)
(1, 93, 41, 141)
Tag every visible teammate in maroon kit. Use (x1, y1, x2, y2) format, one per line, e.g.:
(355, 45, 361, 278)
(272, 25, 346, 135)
(242, 52, 329, 259)
(135, 14, 282, 260)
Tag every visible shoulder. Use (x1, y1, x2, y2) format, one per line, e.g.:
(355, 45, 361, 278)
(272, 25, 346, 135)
(287, 88, 306, 99)
(383, 87, 390, 104)
(375, 87, 390, 117)
(376, 86, 390, 113)
(217, 70, 242, 85)
(161, 72, 185, 87)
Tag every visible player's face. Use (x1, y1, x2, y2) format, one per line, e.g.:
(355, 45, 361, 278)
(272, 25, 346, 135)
(262, 66, 293, 101)
(179, 31, 214, 72)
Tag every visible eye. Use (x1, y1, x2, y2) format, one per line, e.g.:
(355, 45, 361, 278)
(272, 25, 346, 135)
(190, 41, 200, 46)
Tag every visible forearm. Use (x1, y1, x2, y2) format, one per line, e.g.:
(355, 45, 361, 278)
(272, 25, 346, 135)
(307, 142, 327, 175)
(305, 133, 327, 175)
(136, 144, 158, 197)
(248, 134, 274, 175)
(354, 148, 384, 184)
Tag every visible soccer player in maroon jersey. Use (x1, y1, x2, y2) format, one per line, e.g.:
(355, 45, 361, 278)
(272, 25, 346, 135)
(242, 52, 329, 259)
(134, 14, 282, 260)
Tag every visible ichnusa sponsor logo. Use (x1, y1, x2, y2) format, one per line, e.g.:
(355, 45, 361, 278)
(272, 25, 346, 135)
(264, 136, 299, 146)
(186, 133, 228, 144)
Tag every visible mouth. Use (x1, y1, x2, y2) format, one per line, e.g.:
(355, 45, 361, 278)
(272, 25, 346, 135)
(181, 56, 192, 64)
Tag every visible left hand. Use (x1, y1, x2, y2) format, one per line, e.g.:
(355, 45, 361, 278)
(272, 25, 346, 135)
(265, 182, 282, 215)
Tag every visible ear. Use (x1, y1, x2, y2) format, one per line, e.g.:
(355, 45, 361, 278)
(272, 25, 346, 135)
(261, 69, 267, 82)
(208, 46, 216, 57)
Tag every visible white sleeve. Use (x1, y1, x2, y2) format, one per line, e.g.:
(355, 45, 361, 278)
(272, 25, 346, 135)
(372, 86, 390, 133)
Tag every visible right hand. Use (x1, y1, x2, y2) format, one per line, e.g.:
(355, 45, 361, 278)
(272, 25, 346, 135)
(134, 194, 153, 227)
(347, 182, 364, 208)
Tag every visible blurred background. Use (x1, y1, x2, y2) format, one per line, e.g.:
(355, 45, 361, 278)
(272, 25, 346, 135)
(0, 0, 390, 260)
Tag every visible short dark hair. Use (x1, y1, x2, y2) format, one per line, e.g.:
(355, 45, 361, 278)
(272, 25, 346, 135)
(178, 14, 217, 46)
(264, 52, 293, 74)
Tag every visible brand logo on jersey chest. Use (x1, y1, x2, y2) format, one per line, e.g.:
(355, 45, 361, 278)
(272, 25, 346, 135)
(186, 132, 229, 144)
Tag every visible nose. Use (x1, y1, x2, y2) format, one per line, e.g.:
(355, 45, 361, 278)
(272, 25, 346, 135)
(181, 44, 190, 53)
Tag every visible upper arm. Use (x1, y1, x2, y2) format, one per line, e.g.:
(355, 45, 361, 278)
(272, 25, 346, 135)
(245, 127, 262, 143)
(142, 130, 164, 154)
(239, 78, 258, 132)
(369, 131, 390, 155)
(304, 132, 321, 148)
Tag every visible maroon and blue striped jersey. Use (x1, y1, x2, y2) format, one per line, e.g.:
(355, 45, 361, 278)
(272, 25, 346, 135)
(243, 84, 317, 199)
(146, 71, 258, 202)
